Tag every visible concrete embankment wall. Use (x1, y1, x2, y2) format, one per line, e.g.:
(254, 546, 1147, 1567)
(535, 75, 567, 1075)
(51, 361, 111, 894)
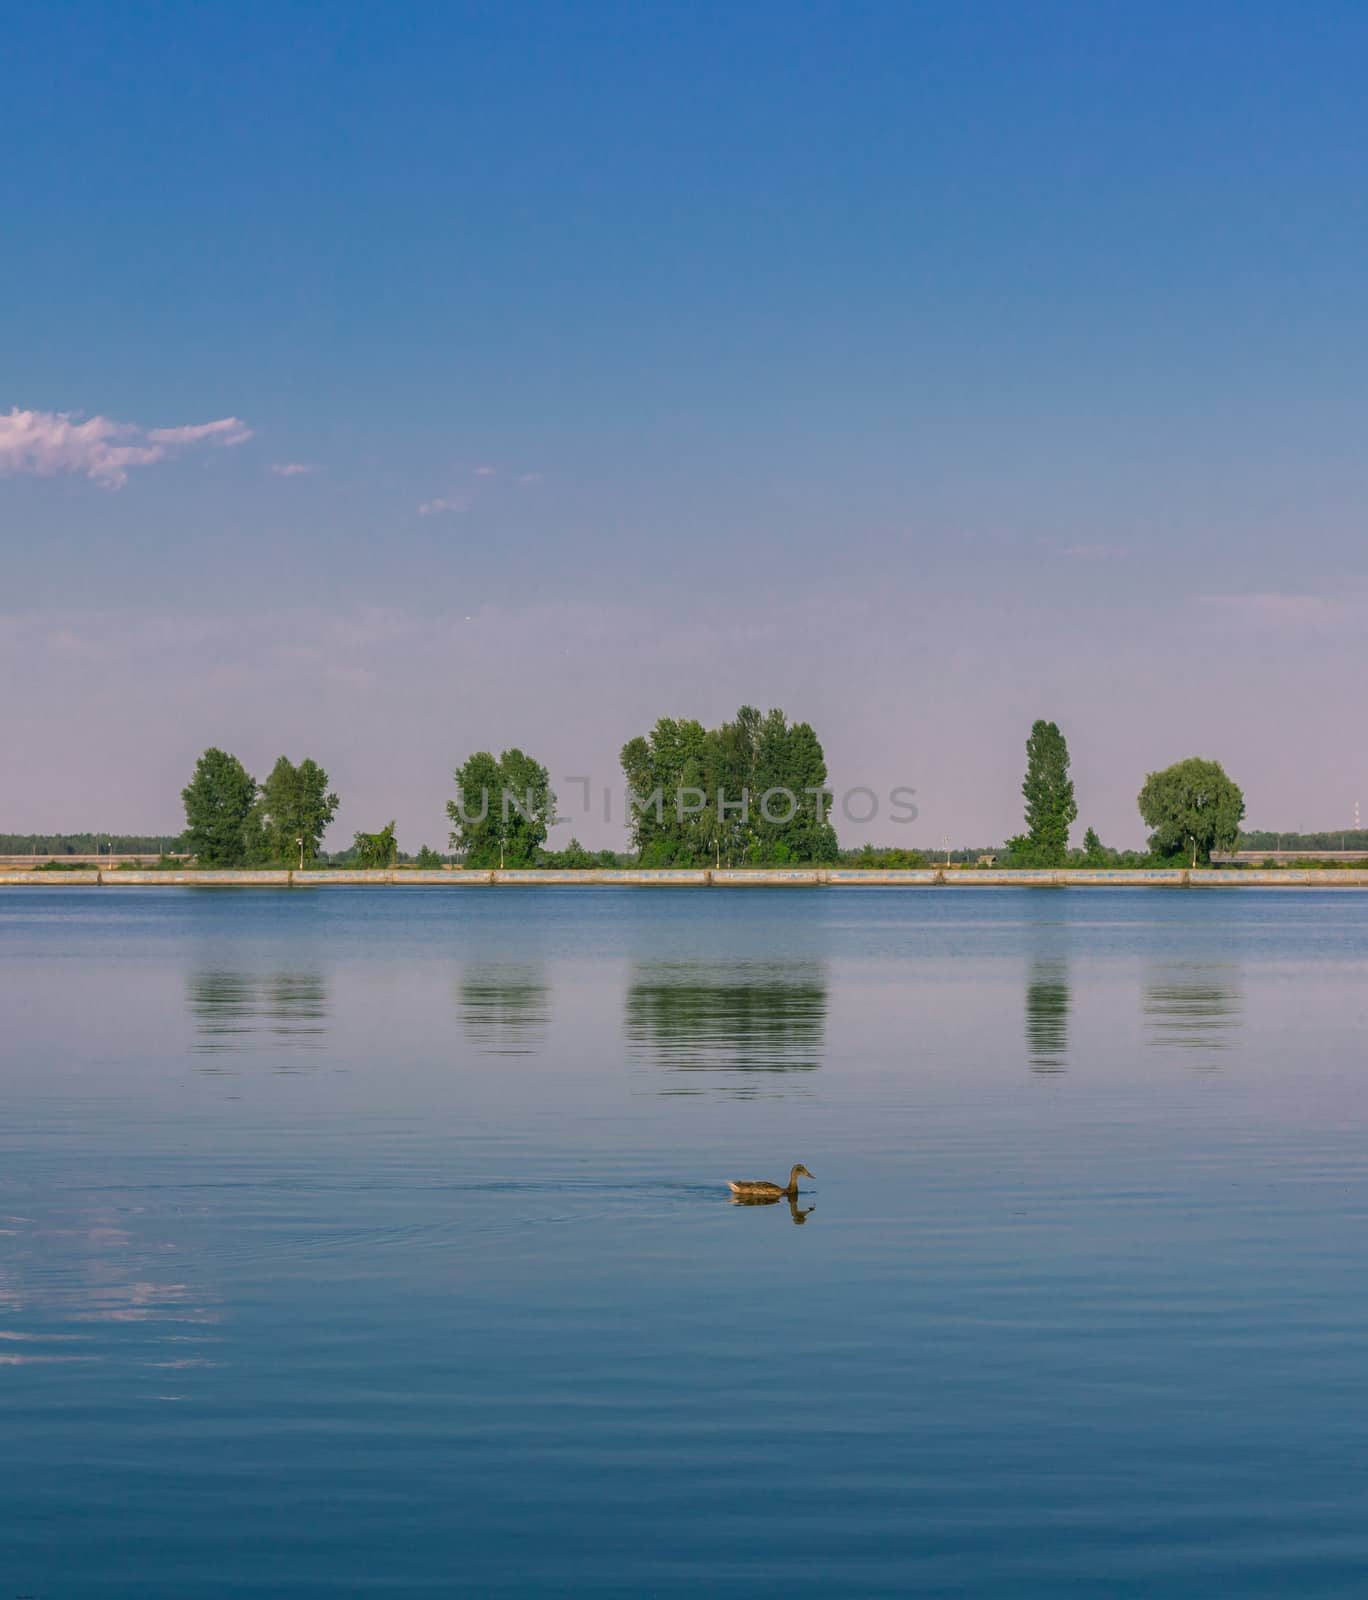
(4, 868, 1368, 888)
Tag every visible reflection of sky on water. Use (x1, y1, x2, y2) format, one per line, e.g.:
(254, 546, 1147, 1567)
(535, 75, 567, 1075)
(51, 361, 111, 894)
(625, 960, 826, 1097)
(6, 888, 1368, 1595)
(0, 1200, 222, 1400)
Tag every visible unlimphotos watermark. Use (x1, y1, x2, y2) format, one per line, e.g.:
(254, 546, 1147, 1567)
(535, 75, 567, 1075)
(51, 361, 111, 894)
(448, 782, 919, 826)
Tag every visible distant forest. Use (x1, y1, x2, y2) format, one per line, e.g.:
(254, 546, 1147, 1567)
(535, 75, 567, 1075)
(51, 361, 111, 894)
(1238, 830, 1368, 852)
(0, 834, 183, 855)
(6, 827, 1362, 862)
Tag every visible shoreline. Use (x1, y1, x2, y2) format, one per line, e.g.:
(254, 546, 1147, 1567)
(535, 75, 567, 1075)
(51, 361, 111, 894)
(3, 867, 1368, 889)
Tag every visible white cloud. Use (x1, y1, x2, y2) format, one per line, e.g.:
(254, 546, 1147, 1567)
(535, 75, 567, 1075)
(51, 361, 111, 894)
(474, 465, 496, 477)
(518, 472, 544, 486)
(0, 406, 251, 489)
(418, 496, 468, 515)
(145, 417, 252, 447)
(270, 462, 316, 477)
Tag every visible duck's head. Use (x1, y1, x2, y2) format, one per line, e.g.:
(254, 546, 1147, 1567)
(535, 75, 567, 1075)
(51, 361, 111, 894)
(792, 1163, 815, 1180)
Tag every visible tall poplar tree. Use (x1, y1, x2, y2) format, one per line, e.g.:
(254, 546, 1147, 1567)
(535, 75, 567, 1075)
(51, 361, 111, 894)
(1008, 720, 1077, 866)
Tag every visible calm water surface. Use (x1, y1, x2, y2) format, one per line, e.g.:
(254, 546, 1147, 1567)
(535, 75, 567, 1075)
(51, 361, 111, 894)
(4, 887, 1368, 1597)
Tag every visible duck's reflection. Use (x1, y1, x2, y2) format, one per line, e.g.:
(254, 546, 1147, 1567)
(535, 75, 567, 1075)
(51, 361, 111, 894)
(188, 968, 328, 1061)
(458, 962, 551, 1056)
(1144, 962, 1242, 1065)
(1025, 951, 1071, 1074)
(729, 1192, 815, 1225)
(625, 960, 827, 1098)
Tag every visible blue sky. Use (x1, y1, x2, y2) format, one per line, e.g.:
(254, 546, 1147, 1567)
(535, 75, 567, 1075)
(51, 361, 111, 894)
(4, 2, 1366, 848)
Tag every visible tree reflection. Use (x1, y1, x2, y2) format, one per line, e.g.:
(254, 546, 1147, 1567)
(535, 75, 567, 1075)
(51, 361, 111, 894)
(188, 969, 328, 1060)
(625, 960, 826, 1097)
(1144, 962, 1242, 1065)
(1025, 952, 1070, 1074)
(458, 962, 551, 1056)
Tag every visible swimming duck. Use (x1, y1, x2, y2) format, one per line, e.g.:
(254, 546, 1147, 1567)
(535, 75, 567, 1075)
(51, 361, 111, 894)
(727, 1163, 814, 1199)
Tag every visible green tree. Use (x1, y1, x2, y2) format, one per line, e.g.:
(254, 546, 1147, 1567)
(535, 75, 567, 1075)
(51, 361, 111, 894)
(448, 751, 503, 865)
(1008, 720, 1077, 866)
(622, 717, 712, 865)
(448, 749, 555, 867)
(1138, 757, 1245, 867)
(853, 845, 928, 868)
(1080, 826, 1110, 866)
(620, 707, 837, 866)
(414, 844, 443, 868)
(352, 820, 397, 868)
(257, 756, 339, 865)
(540, 836, 597, 868)
(181, 748, 258, 867)
(499, 748, 555, 866)
(777, 716, 838, 863)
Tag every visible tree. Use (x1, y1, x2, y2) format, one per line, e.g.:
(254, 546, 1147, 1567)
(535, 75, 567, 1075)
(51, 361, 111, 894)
(352, 821, 397, 868)
(414, 844, 443, 869)
(622, 717, 713, 865)
(620, 707, 837, 866)
(447, 748, 555, 867)
(1008, 720, 1077, 866)
(499, 748, 556, 866)
(1080, 826, 1110, 867)
(181, 749, 258, 867)
(257, 756, 339, 866)
(776, 716, 839, 864)
(853, 845, 928, 868)
(1138, 757, 1245, 867)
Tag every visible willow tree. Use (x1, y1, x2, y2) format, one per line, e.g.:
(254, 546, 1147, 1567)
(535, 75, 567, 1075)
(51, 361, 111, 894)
(1138, 758, 1244, 867)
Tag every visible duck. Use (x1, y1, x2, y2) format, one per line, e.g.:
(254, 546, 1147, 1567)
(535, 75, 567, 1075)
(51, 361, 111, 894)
(727, 1163, 814, 1200)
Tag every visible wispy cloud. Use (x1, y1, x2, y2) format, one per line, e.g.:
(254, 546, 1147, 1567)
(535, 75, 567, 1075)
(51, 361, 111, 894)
(145, 417, 252, 447)
(270, 462, 316, 477)
(518, 472, 544, 486)
(418, 496, 468, 515)
(0, 406, 251, 489)
(1054, 541, 1129, 560)
(1199, 590, 1353, 628)
(474, 465, 496, 477)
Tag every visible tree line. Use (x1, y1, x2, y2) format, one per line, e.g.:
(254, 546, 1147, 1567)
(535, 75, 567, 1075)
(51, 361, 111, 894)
(159, 718, 1249, 871)
(1239, 829, 1368, 853)
(444, 706, 840, 868)
(1002, 720, 1245, 868)
(620, 707, 838, 866)
(0, 833, 182, 856)
(181, 749, 342, 867)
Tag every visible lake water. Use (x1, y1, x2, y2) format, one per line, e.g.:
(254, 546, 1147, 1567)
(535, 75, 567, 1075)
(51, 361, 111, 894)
(4, 886, 1368, 1597)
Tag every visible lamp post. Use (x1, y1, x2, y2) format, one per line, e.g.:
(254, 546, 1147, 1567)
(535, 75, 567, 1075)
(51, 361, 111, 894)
(296, 836, 304, 871)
